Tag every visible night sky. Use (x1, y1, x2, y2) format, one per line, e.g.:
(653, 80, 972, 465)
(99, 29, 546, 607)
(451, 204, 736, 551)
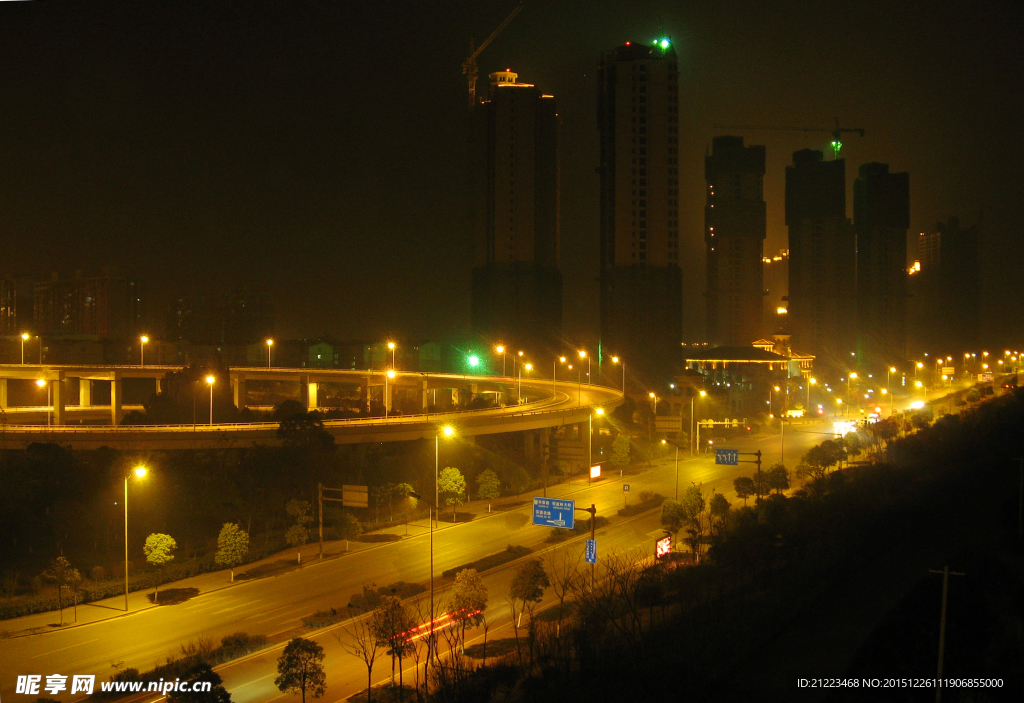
(2, 1, 1021, 346)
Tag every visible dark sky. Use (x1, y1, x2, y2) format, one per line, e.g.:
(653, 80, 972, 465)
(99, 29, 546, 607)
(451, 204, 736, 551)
(2, 1, 1021, 346)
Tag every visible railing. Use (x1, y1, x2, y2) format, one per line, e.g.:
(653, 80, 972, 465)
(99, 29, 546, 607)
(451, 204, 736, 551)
(0, 380, 623, 434)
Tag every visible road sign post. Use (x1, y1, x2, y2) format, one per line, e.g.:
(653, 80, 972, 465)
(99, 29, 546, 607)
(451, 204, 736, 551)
(715, 449, 739, 465)
(585, 539, 596, 564)
(623, 483, 630, 508)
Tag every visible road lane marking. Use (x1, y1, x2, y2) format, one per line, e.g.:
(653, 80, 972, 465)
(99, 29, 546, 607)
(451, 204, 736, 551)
(31, 638, 99, 658)
(209, 599, 261, 615)
(231, 673, 276, 689)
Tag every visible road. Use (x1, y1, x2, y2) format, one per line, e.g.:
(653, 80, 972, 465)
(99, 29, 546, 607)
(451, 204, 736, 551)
(0, 422, 826, 702)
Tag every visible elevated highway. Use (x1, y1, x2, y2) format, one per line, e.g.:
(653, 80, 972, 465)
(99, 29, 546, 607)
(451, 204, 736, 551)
(0, 367, 623, 449)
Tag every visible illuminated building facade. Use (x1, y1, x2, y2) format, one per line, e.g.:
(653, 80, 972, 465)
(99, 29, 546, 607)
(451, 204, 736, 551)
(910, 216, 979, 353)
(597, 40, 682, 380)
(705, 136, 766, 347)
(785, 149, 856, 364)
(470, 69, 562, 354)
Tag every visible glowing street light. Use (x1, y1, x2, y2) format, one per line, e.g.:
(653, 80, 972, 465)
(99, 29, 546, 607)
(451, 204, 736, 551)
(205, 375, 215, 425)
(20, 332, 29, 364)
(139, 335, 149, 366)
(578, 350, 591, 385)
(36, 378, 50, 426)
(690, 389, 707, 457)
(495, 345, 506, 376)
(123, 465, 147, 612)
(266, 339, 274, 368)
(385, 368, 396, 419)
(808, 377, 817, 408)
(387, 341, 397, 369)
(518, 362, 532, 402)
(611, 355, 625, 392)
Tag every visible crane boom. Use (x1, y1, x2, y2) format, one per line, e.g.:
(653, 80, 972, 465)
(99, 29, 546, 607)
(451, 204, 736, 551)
(462, 3, 523, 110)
(711, 118, 865, 159)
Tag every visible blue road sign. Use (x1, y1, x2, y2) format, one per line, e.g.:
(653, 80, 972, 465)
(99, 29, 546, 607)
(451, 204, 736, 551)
(623, 484, 630, 492)
(715, 448, 740, 465)
(585, 539, 597, 564)
(532, 497, 575, 530)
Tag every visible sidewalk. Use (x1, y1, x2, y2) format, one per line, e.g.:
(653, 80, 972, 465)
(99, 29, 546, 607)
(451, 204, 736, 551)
(1, 465, 657, 639)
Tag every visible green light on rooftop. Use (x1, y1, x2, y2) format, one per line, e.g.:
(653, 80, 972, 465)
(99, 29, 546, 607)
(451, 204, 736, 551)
(660, 39, 670, 49)
(468, 355, 480, 367)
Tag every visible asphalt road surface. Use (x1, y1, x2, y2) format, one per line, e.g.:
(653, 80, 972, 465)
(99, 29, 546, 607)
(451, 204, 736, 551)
(0, 422, 827, 702)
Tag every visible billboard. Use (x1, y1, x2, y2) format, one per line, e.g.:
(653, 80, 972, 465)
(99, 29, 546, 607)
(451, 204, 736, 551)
(655, 535, 672, 559)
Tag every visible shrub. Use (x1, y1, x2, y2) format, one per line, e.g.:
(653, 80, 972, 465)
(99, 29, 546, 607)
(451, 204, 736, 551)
(442, 545, 531, 578)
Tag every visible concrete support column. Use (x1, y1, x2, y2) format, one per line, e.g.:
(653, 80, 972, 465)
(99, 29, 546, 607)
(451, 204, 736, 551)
(539, 427, 551, 464)
(155, 377, 163, 395)
(79, 379, 92, 407)
(421, 380, 429, 412)
(52, 375, 66, 425)
(524, 431, 537, 461)
(0, 378, 7, 409)
(384, 382, 392, 414)
(359, 379, 369, 413)
(233, 375, 248, 410)
(111, 375, 123, 426)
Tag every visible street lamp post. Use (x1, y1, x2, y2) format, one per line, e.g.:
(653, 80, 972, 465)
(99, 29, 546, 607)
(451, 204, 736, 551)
(690, 390, 707, 457)
(662, 439, 682, 500)
(518, 363, 532, 403)
(385, 369, 396, 419)
(124, 466, 147, 611)
(20, 332, 29, 364)
(496, 345, 506, 376)
(388, 341, 397, 370)
(808, 377, 816, 411)
(266, 339, 274, 368)
(611, 356, 624, 392)
(434, 425, 454, 528)
(35, 379, 50, 426)
(205, 375, 215, 425)
(139, 335, 149, 366)
(578, 350, 590, 385)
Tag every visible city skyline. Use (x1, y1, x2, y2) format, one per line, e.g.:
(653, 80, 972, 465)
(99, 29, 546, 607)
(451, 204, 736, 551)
(2, 1, 1019, 348)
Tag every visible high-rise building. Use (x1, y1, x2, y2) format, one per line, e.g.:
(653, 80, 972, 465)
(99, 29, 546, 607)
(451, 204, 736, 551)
(785, 149, 856, 365)
(854, 162, 910, 363)
(470, 69, 561, 355)
(32, 268, 142, 339)
(910, 216, 979, 353)
(762, 248, 789, 333)
(705, 136, 766, 347)
(597, 40, 681, 380)
(0, 276, 16, 336)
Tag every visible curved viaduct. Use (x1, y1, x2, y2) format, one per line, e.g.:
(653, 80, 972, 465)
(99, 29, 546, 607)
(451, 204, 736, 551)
(0, 364, 623, 450)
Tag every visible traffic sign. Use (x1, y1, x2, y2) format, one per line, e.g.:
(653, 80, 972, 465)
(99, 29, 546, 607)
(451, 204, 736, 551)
(623, 484, 630, 492)
(585, 539, 596, 564)
(715, 449, 739, 465)
(532, 497, 575, 530)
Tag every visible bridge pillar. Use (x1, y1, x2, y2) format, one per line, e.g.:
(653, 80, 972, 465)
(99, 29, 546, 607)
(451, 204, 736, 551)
(111, 375, 123, 426)
(421, 380, 429, 412)
(384, 381, 392, 414)
(359, 378, 369, 413)
(300, 377, 318, 410)
(155, 377, 163, 395)
(524, 431, 537, 461)
(0, 378, 7, 409)
(79, 379, 92, 407)
(52, 375, 66, 425)
(233, 375, 248, 410)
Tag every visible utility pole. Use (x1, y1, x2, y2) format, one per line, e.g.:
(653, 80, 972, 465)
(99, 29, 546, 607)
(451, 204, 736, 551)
(928, 565, 965, 703)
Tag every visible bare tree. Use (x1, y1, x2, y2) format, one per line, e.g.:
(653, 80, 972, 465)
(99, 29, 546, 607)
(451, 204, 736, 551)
(335, 620, 381, 703)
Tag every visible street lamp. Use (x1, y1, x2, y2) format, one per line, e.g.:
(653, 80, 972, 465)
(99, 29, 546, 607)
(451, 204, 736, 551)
(434, 425, 455, 527)
(205, 375, 215, 425)
(408, 490, 439, 674)
(139, 335, 149, 366)
(36, 378, 50, 426)
(266, 339, 274, 368)
(495, 345, 506, 376)
(611, 356, 625, 392)
(21, 332, 30, 364)
(589, 407, 604, 485)
(662, 438, 684, 499)
(649, 391, 658, 415)
(385, 369, 396, 418)
(690, 390, 707, 457)
(387, 341, 397, 370)
(578, 350, 591, 385)
(808, 377, 817, 409)
(123, 466, 147, 612)
(518, 363, 532, 402)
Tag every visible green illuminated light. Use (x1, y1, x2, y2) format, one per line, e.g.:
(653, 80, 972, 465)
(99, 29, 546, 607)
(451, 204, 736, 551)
(660, 39, 670, 49)
(468, 355, 480, 367)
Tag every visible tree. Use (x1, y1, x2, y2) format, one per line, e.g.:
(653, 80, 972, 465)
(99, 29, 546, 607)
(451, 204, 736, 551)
(336, 511, 361, 552)
(475, 469, 501, 511)
(610, 434, 631, 467)
(679, 483, 709, 562)
(286, 499, 313, 558)
(557, 459, 585, 484)
(143, 533, 176, 604)
(450, 568, 488, 643)
(275, 637, 326, 703)
(660, 500, 686, 544)
(336, 620, 381, 703)
(437, 467, 467, 520)
(766, 463, 790, 495)
(41, 556, 77, 625)
(508, 559, 549, 665)
(167, 661, 232, 703)
(507, 465, 530, 496)
(370, 596, 415, 695)
(278, 411, 335, 452)
(709, 492, 731, 537)
(215, 523, 249, 582)
(733, 476, 755, 506)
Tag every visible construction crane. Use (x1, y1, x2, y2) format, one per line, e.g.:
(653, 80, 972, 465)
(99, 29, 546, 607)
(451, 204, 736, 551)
(712, 118, 865, 159)
(462, 3, 523, 110)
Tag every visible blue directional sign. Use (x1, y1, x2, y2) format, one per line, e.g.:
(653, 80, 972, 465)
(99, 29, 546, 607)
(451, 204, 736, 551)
(532, 497, 575, 530)
(585, 539, 597, 564)
(715, 448, 740, 465)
